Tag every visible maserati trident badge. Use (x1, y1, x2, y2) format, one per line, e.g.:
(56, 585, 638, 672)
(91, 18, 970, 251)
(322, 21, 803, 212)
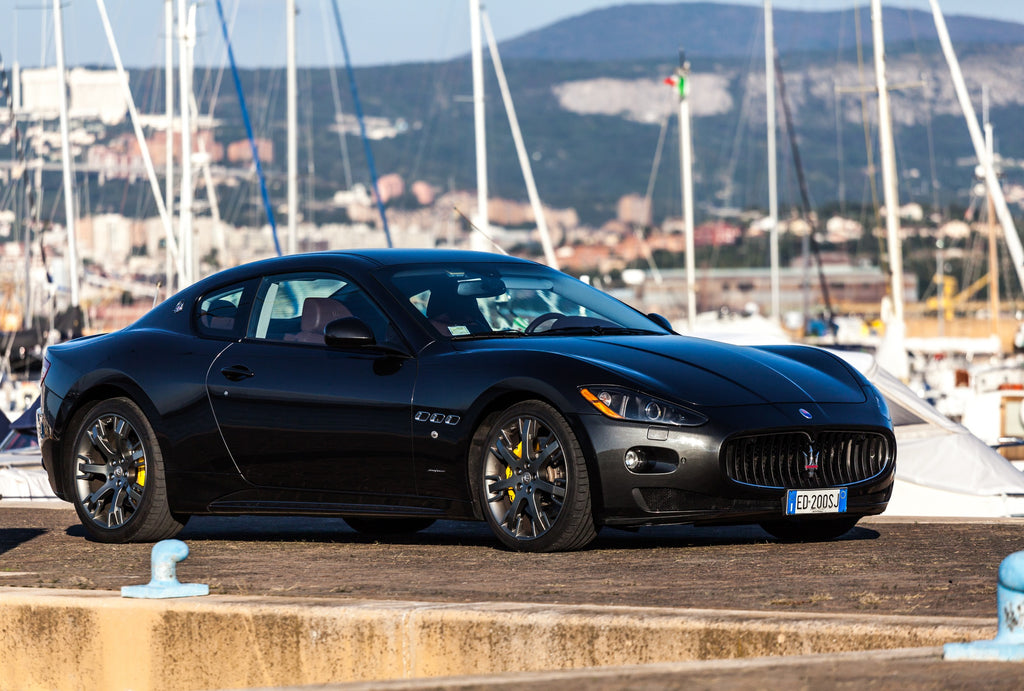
(803, 442, 819, 472)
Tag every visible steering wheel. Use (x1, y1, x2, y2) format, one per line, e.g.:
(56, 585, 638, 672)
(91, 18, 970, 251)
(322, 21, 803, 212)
(524, 312, 564, 334)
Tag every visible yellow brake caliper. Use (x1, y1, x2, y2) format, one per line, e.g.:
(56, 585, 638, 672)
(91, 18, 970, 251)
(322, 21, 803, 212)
(505, 441, 523, 500)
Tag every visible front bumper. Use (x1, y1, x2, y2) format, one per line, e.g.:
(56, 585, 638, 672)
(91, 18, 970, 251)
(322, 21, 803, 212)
(577, 405, 895, 528)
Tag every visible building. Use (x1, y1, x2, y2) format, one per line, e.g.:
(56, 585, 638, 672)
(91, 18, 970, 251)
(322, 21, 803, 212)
(17, 67, 127, 125)
(227, 138, 274, 164)
(627, 265, 918, 323)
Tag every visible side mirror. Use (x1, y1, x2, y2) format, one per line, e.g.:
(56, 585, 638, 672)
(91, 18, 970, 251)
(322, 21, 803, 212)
(324, 317, 375, 348)
(647, 312, 674, 332)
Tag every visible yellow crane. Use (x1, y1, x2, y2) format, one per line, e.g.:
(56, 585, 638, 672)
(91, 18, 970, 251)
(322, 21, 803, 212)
(921, 273, 992, 320)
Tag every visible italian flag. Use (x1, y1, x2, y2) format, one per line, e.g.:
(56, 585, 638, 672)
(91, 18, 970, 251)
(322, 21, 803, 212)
(664, 74, 687, 98)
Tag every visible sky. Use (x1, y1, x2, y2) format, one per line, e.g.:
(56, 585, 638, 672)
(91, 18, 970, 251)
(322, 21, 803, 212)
(2, 0, 1024, 70)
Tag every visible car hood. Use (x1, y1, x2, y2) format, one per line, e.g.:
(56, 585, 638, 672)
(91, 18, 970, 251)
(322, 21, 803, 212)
(465, 335, 867, 407)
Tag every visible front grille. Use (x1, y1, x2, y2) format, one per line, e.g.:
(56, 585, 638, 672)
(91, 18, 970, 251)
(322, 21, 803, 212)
(722, 430, 892, 489)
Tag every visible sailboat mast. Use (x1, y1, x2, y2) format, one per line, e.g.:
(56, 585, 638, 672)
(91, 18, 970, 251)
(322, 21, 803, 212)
(765, 0, 780, 321)
(870, 0, 910, 379)
(927, 0, 1024, 296)
(165, 0, 175, 294)
(675, 51, 696, 332)
(469, 0, 489, 246)
(871, 0, 904, 327)
(286, 0, 298, 254)
(53, 0, 80, 308)
(96, 0, 180, 288)
(480, 9, 558, 269)
(178, 0, 195, 285)
(984, 90, 999, 336)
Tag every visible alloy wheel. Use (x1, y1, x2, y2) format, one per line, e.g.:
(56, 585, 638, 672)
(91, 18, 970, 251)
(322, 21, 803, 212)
(483, 413, 569, 541)
(73, 412, 148, 529)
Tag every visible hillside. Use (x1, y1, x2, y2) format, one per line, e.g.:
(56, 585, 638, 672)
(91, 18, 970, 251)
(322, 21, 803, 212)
(498, 3, 1024, 61)
(102, 3, 1024, 232)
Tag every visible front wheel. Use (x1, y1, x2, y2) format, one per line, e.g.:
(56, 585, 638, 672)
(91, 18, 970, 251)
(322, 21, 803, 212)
(474, 400, 596, 552)
(65, 398, 186, 543)
(759, 516, 860, 542)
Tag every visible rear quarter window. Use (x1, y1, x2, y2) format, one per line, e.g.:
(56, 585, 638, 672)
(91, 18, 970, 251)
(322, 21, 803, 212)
(195, 284, 249, 339)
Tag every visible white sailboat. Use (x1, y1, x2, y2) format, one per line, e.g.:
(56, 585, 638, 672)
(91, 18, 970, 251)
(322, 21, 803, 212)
(702, 1, 1024, 518)
(867, 0, 1024, 516)
(839, 350, 1024, 517)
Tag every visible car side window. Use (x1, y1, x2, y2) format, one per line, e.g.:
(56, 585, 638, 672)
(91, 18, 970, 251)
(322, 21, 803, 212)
(195, 284, 248, 339)
(248, 272, 399, 347)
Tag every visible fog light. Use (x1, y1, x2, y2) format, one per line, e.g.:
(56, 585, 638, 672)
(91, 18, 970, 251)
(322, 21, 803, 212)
(624, 448, 646, 471)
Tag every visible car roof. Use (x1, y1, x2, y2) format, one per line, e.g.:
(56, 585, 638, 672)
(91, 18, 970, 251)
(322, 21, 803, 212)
(176, 249, 537, 295)
(133, 249, 544, 330)
(329, 248, 537, 267)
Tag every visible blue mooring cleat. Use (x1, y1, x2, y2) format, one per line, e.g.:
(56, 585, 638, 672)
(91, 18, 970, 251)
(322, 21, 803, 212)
(944, 550, 1024, 661)
(121, 539, 209, 599)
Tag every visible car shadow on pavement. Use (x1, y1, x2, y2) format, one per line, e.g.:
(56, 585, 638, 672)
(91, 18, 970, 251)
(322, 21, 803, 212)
(615, 524, 874, 549)
(0, 528, 48, 555)
(595, 524, 880, 550)
(162, 517, 879, 551)
(175, 516, 499, 547)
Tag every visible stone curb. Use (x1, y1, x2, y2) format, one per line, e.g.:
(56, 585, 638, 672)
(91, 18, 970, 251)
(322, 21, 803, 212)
(0, 587, 993, 691)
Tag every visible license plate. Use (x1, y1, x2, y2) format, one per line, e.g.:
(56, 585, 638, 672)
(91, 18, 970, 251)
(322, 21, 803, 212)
(785, 488, 847, 515)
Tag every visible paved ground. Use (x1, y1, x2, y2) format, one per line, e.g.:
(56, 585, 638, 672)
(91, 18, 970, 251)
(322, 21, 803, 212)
(319, 649, 1024, 690)
(5, 505, 1024, 689)
(1, 506, 1022, 618)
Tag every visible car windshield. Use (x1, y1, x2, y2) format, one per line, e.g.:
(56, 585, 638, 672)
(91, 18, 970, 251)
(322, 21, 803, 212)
(382, 262, 671, 339)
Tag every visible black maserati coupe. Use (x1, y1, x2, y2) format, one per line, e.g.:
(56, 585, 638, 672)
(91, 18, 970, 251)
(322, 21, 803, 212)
(37, 249, 895, 552)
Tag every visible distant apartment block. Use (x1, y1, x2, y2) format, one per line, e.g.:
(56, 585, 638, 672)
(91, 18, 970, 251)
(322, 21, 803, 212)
(15, 66, 127, 125)
(86, 131, 223, 182)
(144, 130, 224, 168)
(227, 138, 274, 164)
(637, 266, 919, 318)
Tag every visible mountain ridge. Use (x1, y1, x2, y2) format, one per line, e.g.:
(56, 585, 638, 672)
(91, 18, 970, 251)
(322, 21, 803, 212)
(45, 3, 1024, 243)
(498, 2, 1024, 62)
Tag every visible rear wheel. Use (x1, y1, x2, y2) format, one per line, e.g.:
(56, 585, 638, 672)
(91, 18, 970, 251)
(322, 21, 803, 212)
(474, 400, 596, 552)
(759, 516, 860, 542)
(65, 398, 186, 543)
(342, 517, 436, 535)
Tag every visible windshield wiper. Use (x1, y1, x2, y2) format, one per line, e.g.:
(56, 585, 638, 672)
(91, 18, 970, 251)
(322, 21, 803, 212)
(535, 326, 660, 337)
(451, 330, 527, 341)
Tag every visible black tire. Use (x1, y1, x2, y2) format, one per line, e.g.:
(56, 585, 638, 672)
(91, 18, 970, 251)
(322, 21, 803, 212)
(64, 398, 186, 543)
(474, 400, 596, 552)
(759, 516, 860, 542)
(342, 516, 436, 535)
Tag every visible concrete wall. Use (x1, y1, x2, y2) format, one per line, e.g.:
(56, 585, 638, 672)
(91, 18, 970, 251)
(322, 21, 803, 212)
(0, 588, 992, 691)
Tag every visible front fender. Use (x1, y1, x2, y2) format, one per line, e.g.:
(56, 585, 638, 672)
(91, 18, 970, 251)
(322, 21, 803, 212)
(410, 348, 626, 505)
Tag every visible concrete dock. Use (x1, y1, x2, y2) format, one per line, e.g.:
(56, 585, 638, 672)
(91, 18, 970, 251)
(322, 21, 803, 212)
(2, 507, 1022, 689)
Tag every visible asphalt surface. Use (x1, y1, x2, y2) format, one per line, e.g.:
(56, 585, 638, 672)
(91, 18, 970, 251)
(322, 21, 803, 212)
(4, 505, 1024, 689)
(1, 506, 1022, 618)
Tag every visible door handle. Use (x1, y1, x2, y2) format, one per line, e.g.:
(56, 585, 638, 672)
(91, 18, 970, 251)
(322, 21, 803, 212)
(220, 364, 255, 381)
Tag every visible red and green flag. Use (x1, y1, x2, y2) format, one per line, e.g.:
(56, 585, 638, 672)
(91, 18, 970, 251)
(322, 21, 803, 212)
(664, 74, 688, 98)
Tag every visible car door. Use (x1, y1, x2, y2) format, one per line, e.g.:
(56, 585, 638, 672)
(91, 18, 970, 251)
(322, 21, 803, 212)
(206, 271, 418, 499)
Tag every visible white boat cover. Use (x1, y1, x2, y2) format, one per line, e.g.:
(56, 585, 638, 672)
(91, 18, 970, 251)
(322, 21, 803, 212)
(0, 465, 56, 500)
(836, 350, 1024, 497)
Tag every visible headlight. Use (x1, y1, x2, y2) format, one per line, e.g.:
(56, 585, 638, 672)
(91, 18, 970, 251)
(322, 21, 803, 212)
(579, 386, 707, 427)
